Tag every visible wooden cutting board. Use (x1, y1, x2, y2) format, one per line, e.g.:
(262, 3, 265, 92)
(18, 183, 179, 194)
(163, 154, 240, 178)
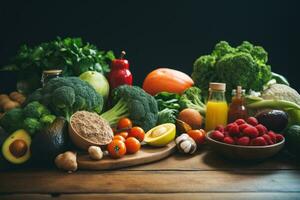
(77, 142, 176, 170)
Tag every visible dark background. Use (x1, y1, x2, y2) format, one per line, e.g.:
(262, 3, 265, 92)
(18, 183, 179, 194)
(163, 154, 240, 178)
(0, 0, 299, 91)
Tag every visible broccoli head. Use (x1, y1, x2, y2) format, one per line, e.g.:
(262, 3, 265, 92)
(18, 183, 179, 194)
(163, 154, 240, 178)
(0, 108, 24, 133)
(157, 108, 177, 125)
(23, 117, 43, 135)
(179, 87, 206, 116)
(192, 41, 272, 100)
(26, 77, 103, 121)
(23, 101, 50, 118)
(101, 85, 158, 131)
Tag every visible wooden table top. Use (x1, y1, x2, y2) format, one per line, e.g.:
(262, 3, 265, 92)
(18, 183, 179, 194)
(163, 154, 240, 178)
(1, 147, 300, 200)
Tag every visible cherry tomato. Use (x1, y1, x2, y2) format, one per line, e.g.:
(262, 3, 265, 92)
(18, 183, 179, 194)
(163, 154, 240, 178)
(113, 135, 125, 142)
(107, 140, 126, 158)
(187, 129, 206, 145)
(125, 137, 141, 154)
(117, 131, 129, 139)
(117, 118, 132, 130)
(129, 126, 145, 142)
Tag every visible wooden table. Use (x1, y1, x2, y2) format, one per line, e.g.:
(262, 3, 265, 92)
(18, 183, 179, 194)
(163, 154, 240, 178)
(1, 147, 300, 200)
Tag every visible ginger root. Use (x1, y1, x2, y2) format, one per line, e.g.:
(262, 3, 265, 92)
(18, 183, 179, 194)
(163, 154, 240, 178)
(55, 151, 77, 173)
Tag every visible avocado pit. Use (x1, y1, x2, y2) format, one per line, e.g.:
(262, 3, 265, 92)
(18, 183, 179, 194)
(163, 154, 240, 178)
(9, 139, 28, 158)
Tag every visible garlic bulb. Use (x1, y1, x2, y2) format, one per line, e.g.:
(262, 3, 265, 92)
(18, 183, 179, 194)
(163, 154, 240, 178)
(175, 134, 197, 154)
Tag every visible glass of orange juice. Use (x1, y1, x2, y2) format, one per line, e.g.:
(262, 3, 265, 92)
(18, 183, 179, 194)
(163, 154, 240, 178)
(205, 83, 228, 132)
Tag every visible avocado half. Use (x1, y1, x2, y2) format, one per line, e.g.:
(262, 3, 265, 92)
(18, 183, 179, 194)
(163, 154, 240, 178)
(144, 123, 176, 147)
(2, 129, 31, 164)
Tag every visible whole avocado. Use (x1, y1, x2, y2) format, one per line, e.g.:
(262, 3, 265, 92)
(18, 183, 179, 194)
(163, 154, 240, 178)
(284, 125, 300, 157)
(255, 110, 289, 132)
(31, 117, 69, 164)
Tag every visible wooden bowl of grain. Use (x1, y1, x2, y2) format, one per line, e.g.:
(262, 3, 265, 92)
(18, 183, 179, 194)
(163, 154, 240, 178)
(69, 111, 114, 150)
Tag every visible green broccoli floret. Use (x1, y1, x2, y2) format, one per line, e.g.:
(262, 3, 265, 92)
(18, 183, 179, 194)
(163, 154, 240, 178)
(40, 114, 56, 126)
(212, 41, 236, 58)
(23, 101, 50, 118)
(157, 108, 177, 125)
(0, 108, 24, 133)
(192, 41, 272, 101)
(26, 77, 103, 121)
(101, 85, 158, 131)
(51, 86, 75, 120)
(23, 117, 42, 135)
(179, 87, 206, 116)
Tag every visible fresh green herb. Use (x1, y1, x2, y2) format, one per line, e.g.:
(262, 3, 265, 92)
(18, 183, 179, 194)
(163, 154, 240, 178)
(11, 37, 114, 76)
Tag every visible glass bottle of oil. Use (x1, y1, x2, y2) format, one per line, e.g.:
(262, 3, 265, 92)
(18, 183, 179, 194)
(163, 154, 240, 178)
(205, 82, 228, 131)
(227, 86, 248, 123)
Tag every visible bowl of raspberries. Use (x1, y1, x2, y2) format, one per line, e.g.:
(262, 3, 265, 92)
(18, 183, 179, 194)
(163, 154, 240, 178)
(206, 117, 285, 160)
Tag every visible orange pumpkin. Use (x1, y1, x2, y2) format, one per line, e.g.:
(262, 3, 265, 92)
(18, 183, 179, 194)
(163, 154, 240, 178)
(143, 68, 194, 95)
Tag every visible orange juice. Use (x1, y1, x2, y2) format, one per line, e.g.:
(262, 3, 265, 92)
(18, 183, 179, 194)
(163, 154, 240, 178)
(205, 101, 228, 131)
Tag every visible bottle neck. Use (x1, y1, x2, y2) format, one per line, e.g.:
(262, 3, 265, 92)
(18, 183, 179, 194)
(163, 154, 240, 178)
(208, 89, 226, 102)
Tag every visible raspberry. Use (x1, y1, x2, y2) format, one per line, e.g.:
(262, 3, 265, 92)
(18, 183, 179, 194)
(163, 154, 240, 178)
(268, 131, 277, 143)
(247, 117, 258, 126)
(211, 130, 224, 141)
(237, 136, 250, 146)
(215, 125, 225, 133)
(255, 124, 268, 136)
(262, 134, 274, 145)
(275, 134, 284, 143)
(250, 137, 267, 146)
(239, 123, 250, 132)
(228, 124, 240, 137)
(224, 131, 229, 137)
(235, 119, 246, 125)
(223, 136, 235, 145)
(243, 126, 259, 138)
(225, 123, 237, 131)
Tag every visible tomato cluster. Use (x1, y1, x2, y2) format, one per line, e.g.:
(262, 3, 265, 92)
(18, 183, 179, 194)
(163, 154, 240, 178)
(108, 118, 145, 158)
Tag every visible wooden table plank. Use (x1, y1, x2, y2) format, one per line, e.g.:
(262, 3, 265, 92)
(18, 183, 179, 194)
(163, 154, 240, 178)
(1, 193, 300, 200)
(125, 149, 300, 171)
(2, 149, 298, 172)
(1, 170, 300, 193)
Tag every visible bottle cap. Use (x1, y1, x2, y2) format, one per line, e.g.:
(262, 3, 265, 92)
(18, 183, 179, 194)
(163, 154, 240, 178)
(209, 82, 226, 91)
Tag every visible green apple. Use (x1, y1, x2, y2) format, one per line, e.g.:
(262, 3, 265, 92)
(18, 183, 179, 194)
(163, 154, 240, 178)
(79, 71, 110, 100)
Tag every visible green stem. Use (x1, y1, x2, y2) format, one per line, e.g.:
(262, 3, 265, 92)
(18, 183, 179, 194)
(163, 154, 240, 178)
(100, 99, 129, 126)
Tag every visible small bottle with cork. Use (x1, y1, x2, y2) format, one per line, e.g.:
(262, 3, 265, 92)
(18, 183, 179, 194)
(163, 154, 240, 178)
(205, 82, 228, 131)
(227, 86, 248, 123)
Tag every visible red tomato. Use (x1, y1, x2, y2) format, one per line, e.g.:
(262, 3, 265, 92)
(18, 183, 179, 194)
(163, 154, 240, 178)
(113, 135, 125, 142)
(117, 118, 132, 130)
(129, 127, 145, 142)
(125, 137, 141, 154)
(107, 140, 126, 158)
(187, 129, 206, 145)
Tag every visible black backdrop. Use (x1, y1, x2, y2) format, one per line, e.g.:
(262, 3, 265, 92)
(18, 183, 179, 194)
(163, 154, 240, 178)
(0, 0, 299, 92)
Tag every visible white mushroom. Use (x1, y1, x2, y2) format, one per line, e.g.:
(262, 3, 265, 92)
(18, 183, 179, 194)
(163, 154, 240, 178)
(88, 146, 103, 160)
